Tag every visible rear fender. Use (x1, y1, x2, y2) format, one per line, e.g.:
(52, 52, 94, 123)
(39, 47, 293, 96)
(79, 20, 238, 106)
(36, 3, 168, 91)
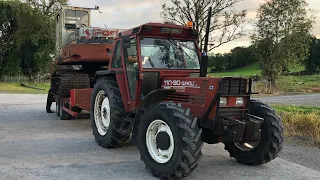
(93, 70, 116, 83)
(132, 89, 176, 145)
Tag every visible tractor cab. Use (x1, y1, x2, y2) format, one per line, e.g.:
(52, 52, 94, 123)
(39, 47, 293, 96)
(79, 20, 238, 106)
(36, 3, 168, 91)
(108, 23, 202, 110)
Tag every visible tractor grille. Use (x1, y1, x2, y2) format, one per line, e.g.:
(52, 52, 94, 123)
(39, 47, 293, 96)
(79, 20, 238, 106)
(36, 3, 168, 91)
(166, 94, 205, 105)
(219, 107, 245, 117)
(165, 80, 207, 105)
(220, 77, 248, 95)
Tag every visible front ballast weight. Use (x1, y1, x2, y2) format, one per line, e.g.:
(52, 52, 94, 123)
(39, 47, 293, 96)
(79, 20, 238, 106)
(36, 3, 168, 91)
(212, 113, 264, 144)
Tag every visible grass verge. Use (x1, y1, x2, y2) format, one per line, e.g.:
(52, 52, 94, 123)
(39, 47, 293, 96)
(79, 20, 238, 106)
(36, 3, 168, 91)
(210, 63, 320, 96)
(272, 105, 320, 146)
(210, 63, 261, 77)
(0, 82, 50, 94)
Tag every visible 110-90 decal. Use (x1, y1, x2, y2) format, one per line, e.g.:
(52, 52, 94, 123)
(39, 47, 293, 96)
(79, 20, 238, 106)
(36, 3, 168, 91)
(163, 80, 199, 87)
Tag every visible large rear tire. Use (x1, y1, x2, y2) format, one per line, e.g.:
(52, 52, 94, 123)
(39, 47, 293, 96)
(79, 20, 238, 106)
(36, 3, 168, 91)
(224, 100, 284, 165)
(90, 77, 132, 148)
(138, 102, 203, 179)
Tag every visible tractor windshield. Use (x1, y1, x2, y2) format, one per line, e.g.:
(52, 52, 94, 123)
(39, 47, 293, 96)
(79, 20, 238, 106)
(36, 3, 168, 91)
(140, 37, 200, 69)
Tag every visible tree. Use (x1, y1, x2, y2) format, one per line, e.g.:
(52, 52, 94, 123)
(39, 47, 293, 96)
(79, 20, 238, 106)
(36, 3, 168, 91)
(229, 46, 257, 69)
(208, 53, 229, 72)
(252, 0, 314, 93)
(24, 0, 68, 15)
(0, 0, 68, 78)
(208, 45, 258, 72)
(304, 37, 320, 73)
(0, 1, 20, 76)
(161, 0, 247, 51)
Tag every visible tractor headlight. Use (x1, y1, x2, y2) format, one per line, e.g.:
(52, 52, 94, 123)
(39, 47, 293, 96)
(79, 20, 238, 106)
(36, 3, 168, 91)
(219, 97, 227, 106)
(236, 97, 244, 106)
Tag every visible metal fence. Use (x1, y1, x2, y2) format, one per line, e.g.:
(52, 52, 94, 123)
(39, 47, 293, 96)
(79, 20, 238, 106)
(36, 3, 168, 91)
(0, 75, 48, 83)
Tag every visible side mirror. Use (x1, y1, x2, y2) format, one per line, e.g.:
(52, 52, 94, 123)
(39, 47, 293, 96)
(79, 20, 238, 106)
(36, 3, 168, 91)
(121, 35, 131, 48)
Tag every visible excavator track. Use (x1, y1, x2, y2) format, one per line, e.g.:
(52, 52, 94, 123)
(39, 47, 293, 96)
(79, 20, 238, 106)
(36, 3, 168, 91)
(54, 65, 90, 97)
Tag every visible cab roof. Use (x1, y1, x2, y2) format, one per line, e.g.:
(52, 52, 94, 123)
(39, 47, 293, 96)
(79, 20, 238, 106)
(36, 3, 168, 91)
(118, 22, 197, 38)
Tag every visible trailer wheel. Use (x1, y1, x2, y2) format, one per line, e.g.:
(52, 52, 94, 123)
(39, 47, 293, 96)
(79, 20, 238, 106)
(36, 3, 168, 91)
(56, 97, 60, 117)
(60, 101, 70, 120)
(224, 100, 284, 165)
(138, 102, 203, 179)
(91, 77, 131, 148)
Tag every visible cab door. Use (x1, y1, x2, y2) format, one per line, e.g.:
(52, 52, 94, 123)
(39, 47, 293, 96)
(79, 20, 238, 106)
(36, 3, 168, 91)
(121, 37, 140, 111)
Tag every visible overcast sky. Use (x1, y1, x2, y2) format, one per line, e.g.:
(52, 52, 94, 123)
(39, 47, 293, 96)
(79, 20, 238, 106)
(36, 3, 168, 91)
(68, 0, 320, 53)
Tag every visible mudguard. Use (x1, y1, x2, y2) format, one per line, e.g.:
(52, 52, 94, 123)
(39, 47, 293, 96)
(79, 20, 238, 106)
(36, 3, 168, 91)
(93, 70, 123, 82)
(132, 89, 176, 145)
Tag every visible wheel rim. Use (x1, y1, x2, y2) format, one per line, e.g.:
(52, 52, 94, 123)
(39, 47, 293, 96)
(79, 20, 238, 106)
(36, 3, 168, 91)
(146, 119, 174, 164)
(234, 140, 260, 151)
(94, 90, 111, 136)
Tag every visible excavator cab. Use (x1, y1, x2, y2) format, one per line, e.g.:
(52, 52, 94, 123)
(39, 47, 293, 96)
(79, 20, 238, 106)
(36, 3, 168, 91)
(54, 6, 123, 65)
(55, 6, 90, 59)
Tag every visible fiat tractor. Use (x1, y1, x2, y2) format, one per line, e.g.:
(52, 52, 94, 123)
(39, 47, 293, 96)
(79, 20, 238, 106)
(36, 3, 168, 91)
(49, 6, 284, 179)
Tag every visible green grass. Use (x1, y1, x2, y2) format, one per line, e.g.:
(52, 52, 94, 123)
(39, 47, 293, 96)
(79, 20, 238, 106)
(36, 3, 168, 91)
(0, 82, 50, 94)
(210, 63, 262, 77)
(272, 105, 320, 115)
(210, 63, 320, 95)
(287, 65, 305, 74)
(272, 105, 320, 145)
(275, 75, 320, 94)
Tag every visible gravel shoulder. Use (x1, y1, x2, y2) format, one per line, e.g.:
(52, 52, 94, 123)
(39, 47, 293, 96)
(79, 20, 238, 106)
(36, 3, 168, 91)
(255, 94, 320, 106)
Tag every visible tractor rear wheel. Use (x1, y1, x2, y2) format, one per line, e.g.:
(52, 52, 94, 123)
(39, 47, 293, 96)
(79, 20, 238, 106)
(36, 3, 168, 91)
(90, 77, 132, 148)
(138, 102, 203, 179)
(224, 100, 284, 165)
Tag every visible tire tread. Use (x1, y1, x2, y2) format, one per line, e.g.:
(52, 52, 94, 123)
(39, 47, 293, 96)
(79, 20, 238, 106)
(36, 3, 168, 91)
(139, 102, 204, 179)
(91, 77, 133, 148)
(224, 100, 284, 165)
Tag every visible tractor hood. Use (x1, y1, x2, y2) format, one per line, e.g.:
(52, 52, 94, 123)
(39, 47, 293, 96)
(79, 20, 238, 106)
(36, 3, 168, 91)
(160, 76, 249, 119)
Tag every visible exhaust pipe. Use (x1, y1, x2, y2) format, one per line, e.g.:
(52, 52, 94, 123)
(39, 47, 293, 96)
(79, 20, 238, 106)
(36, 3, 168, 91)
(200, 7, 212, 77)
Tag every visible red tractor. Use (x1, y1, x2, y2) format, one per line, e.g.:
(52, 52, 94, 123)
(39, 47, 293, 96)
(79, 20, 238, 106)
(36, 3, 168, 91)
(50, 6, 284, 179)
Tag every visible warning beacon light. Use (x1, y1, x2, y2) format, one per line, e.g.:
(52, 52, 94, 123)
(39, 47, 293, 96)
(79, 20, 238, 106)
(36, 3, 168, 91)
(186, 21, 193, 28)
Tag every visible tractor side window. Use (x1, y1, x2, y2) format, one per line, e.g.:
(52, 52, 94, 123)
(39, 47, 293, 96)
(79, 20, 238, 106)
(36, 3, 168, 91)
(124, 38, 138, 100)
(111, 41, 121, 68)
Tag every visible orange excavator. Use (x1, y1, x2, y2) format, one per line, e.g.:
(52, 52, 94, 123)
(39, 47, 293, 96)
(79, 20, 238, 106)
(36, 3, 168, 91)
(49, 5, 125, 118)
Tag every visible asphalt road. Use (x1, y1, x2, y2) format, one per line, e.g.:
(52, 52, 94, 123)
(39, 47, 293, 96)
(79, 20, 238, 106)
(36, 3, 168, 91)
(255, 94, 320, 106)
(0, 94, 319, 180)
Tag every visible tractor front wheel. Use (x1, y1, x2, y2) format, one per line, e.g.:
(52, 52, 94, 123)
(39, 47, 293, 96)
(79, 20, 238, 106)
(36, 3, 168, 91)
(138, 102, 203, 179)
(224, 100, 284, 165)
